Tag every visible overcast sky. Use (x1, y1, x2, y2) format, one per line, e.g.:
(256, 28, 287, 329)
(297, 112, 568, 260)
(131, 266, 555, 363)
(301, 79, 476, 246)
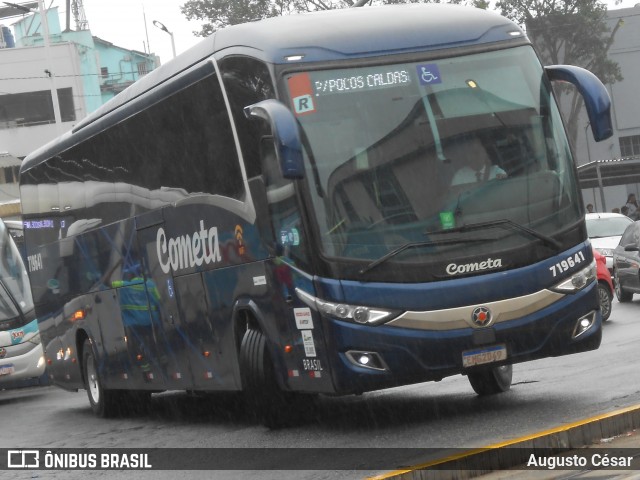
(50, 0, 640, 66)
(79, 1, 203, 65)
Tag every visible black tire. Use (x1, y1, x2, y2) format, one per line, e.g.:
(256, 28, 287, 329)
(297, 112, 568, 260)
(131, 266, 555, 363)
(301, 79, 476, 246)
(240, 328, 293, 428)
(597, 282, 613, 322)
(468, 364, 513, 396)
(614, 271, 633, 303)
(82, 339, 120, 417)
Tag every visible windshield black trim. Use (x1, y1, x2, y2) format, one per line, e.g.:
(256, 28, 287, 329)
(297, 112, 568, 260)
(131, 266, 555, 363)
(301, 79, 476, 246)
(360, 237, 494, 275)
(359, 219, 563, 275)
(312, 220, 586, 283)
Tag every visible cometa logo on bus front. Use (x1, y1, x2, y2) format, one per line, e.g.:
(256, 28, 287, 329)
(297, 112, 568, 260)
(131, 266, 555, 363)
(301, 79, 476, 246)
(446, 258, 502, 276)
(156, 220, 222, 274)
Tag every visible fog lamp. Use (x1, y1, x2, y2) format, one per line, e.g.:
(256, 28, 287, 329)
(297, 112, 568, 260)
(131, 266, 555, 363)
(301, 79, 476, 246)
(345, 350, 388, 371)
(572, 311, 596, 339)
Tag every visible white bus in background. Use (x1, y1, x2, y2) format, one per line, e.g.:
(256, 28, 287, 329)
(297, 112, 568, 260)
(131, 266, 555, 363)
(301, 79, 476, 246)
(0, 218, 47, 389)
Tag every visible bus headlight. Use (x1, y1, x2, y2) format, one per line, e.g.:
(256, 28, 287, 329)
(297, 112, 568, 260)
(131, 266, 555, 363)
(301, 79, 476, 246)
(296, 288, 400, 325)
(551, 261, 596, 293)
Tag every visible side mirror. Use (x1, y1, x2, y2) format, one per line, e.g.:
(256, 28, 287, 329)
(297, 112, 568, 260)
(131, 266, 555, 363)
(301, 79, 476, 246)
(244, 99, 304, 179)
(545, 65, 612, 142)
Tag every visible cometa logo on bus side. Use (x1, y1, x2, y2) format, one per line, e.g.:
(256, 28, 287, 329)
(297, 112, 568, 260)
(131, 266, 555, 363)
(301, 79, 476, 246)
(156, 220, 222, 274)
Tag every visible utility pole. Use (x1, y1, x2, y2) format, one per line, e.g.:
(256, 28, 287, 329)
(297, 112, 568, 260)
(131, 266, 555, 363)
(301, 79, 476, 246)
(38, 0, 63, 134)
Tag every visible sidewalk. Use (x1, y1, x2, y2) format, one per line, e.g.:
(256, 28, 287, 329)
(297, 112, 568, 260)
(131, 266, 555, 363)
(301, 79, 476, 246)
(474, 428, 640, 479)
(370, 404, 640, 480)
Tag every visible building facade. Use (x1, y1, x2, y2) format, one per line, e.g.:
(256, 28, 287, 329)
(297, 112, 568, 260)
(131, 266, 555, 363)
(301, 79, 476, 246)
(0, 6, 158, 213)
(573, 5, 640, 212)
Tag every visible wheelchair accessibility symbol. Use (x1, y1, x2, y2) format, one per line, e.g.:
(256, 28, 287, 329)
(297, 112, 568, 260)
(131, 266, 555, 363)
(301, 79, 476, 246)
(417, 63, 442, 85)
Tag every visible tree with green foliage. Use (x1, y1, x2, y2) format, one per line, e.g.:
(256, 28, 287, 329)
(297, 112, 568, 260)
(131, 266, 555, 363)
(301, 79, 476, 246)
(496, 0, 623, 148)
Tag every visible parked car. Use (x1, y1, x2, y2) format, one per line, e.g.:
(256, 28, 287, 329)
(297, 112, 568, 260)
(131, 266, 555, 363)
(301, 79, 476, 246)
(612, 220, 640, 303)
(593, 248, 613, 321)
(586, 212, 634, 274)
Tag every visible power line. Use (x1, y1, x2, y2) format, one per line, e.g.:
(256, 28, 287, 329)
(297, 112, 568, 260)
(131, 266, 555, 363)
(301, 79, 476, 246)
(0, 70, 153, 81)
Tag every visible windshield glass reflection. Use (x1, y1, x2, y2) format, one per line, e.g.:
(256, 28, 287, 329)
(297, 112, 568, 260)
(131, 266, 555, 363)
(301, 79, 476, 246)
(285, 46, 581, 265)
(0, 220, 34, 329)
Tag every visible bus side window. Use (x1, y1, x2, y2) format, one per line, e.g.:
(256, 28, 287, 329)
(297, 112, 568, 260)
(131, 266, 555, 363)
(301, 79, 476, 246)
(220, 57, 276, 180)
(221, 56, 309, 267)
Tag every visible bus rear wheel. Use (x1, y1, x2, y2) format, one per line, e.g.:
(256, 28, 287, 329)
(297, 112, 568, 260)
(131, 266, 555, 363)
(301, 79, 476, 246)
(467, 364, 513, 395)
(82, 339, 120, 418)
(240, 328, 293, 428)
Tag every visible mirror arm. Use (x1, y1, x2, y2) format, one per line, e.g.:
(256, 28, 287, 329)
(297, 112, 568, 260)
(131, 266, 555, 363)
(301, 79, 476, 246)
(545, 65, 612, 142)
(244, 100, 305, 179)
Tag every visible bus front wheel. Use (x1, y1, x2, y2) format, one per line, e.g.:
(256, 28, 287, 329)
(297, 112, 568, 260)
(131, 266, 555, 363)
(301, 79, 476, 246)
(239, 328, 293, 428)
(82, 339, 120, 418)
(467, 364, 513, 395)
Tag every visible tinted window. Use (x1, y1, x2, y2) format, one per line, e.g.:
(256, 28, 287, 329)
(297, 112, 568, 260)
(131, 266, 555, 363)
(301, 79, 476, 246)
(129, 72, 243, 198)
(22, 67, 244, 234)
(220, 57, 276, 179)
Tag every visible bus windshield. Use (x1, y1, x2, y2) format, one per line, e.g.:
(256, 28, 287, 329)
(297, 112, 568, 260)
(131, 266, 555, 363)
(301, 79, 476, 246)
(0, 220, 34, 330)
(286, 46, 581, 269)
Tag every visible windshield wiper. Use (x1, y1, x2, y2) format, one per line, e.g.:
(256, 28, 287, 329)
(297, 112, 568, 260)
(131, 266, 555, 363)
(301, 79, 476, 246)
(359, 237, 490, 275)
(359, 219, 562, 275)
(428, 219, 562, 251)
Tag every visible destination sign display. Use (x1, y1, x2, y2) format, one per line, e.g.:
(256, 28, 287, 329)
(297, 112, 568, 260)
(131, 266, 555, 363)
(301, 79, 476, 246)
(311, 67, 412, 96)
(287, 62, 442, 116)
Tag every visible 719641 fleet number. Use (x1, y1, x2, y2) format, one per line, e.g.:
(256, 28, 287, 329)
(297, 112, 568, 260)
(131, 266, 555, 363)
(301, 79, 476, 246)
(549, 251, 585, 277)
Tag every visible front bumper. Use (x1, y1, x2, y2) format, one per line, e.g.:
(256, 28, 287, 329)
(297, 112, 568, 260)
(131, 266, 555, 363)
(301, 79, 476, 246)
(322, 283, 601, 395)
(0, 340, 47, 388)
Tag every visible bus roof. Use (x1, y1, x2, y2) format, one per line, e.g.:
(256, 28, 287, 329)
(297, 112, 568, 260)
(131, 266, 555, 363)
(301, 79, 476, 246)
(21, 4, 524, 172)
(214, 4, 522, 62)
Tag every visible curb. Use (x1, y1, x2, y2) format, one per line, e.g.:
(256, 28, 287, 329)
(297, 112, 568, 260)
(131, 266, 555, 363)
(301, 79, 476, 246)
(370, 404, 640, 480)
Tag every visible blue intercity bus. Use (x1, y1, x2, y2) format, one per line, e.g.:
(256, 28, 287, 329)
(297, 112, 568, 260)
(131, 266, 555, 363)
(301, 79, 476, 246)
(19, 4, 612, 424)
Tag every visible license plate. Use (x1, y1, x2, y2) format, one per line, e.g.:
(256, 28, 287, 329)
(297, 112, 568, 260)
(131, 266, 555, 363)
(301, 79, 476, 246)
(462, 344, 507, 368)
(0, 364, 15, 376)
